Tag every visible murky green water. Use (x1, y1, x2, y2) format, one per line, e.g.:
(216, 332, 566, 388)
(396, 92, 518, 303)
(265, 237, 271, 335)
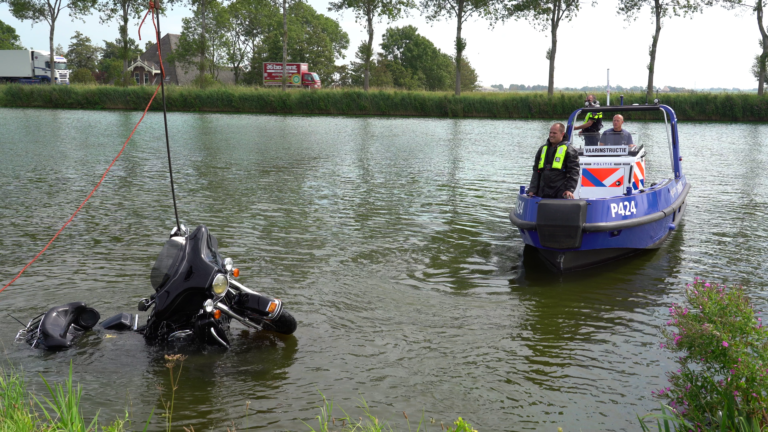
(0, 108, 766, 431)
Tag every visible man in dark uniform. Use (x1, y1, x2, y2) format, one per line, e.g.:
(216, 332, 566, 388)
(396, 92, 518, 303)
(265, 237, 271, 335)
(527, 123, 580, 199)
(572, 95, 602, 146)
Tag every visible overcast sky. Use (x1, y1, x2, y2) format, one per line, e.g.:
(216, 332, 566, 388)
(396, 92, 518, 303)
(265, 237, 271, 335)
(0, 0, 759, 89)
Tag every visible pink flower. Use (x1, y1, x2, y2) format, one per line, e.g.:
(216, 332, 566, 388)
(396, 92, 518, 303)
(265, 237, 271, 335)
(705, 283, 710, 287)
(660, 343, 666, 349)
(683, 308, 688, 315)
(730, 369, 735, 374)
(734, 391, 739, 396)
(723, 341, 729, 347)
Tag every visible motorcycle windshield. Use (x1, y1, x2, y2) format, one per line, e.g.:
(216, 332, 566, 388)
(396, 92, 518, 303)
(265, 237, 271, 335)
(150, 237, 185, 291)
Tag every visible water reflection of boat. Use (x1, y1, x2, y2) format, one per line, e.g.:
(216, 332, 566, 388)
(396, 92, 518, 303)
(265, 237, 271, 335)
(509, 104, 690, 273)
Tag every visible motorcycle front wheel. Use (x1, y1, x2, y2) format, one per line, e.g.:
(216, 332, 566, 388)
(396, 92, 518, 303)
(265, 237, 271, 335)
(265, 310, 297, 335)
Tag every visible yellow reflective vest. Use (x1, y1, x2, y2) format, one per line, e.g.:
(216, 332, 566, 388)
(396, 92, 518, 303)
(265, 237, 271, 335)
(538, 144, 568, 170)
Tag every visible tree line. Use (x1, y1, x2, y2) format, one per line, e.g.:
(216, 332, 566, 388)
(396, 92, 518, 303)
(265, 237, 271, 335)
(3, 0, 768, 96)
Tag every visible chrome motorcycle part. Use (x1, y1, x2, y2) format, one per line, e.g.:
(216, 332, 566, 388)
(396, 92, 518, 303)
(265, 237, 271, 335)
(167, 330, 194, 341)
(209, 327, 229, 348)
(203, 299, 214, 313)
(224, 257, 234, 272)
(216, 303, 263, 331)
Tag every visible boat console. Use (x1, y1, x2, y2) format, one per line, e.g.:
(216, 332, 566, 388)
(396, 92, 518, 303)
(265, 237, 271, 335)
(570, 133, 646, 199)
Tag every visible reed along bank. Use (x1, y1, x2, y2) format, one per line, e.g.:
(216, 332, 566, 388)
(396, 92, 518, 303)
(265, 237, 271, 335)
(2, 84, 768, 121)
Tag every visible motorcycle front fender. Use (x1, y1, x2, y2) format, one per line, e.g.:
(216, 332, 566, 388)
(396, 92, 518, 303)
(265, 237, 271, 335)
(232, 292, 282, 319)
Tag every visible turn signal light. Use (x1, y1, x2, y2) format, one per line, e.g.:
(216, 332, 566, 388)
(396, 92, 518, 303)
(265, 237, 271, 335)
(233, 268, 240, 278)
(213, 309, 222, 319)
(267, 302, 277, 314)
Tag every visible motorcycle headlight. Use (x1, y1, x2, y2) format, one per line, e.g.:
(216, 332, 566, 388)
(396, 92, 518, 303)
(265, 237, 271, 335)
(212, 274, 228, 296)
(224, 257, 234, 272)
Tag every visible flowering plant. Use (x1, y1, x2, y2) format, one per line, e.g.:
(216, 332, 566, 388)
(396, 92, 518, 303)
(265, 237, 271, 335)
(653, 280, 768, 428)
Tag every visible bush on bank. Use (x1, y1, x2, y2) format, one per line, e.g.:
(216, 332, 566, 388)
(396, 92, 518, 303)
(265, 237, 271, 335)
(639, 280, 768, 430)
(2, 84, 768, 121)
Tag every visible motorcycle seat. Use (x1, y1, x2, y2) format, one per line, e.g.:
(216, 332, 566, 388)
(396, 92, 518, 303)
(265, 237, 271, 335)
(39, 302, 99, 349)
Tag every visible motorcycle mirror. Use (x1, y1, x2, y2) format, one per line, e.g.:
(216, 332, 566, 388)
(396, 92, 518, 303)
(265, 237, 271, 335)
(224, 258, 234, 272)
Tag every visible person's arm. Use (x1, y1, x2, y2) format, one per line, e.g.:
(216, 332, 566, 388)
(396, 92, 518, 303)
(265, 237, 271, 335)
(527, 147, 542, 196)
(573, 120, 594, 131)
(563, 147, 580, 198)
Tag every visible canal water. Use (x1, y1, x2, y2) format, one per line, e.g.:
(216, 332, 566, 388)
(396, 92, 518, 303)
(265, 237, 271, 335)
(0, 108, 765, 431)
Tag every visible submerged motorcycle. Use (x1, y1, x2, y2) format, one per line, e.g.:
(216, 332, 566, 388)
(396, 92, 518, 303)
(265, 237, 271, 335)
(17, 224, 297, 350)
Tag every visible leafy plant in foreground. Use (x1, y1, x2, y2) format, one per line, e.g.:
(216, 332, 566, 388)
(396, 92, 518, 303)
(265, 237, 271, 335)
(639, 280, 768, 430)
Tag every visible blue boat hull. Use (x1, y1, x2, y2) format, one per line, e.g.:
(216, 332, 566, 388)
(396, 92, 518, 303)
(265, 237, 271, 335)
(510, 176, 689, 272)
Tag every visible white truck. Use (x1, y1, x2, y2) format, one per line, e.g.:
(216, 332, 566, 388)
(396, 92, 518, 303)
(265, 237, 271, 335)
(0, 50, 70, 84)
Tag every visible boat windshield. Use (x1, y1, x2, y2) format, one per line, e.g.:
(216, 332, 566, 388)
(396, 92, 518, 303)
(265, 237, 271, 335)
(150, 237, 185, 290)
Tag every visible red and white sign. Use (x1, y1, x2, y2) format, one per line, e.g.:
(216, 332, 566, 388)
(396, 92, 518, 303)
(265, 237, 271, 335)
(263, 62, 308, 85)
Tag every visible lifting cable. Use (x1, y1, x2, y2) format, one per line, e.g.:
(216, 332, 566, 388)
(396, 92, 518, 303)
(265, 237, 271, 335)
(1, 0, 179, 295)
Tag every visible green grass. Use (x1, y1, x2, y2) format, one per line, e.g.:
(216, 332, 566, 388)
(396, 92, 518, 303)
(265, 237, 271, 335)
(2, 84, 768, 121)
(0, 363, 150, 432)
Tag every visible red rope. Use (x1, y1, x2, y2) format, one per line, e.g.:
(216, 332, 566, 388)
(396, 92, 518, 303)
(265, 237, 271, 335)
(1, 2, 167, 294)
(139, 1, 166, 79)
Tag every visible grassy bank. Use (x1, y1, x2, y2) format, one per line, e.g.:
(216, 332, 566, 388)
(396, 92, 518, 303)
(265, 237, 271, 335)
(2, 84, 768, 121)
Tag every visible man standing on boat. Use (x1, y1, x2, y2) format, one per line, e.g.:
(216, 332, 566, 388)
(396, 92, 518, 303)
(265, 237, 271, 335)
(527, 123, 580, 199)
(572, 95, 603, 146)
(599, 114, 634, 146)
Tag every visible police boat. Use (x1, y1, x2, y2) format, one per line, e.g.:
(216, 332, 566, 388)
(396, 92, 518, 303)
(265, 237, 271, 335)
(509, 104, 690, 272)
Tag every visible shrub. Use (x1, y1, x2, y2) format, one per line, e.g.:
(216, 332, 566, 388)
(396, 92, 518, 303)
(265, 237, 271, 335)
(190, 74, 220, 89)
(70, 68, 96, 84)
(648, 280, 768, 429)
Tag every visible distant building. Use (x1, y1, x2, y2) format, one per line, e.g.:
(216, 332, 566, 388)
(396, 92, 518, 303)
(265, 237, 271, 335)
(126, 57, 163, 85)
(126, 33, 235, 85)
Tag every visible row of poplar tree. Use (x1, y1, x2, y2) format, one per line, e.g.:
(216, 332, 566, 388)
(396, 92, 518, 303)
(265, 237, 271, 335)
(4, 0, 768, 96)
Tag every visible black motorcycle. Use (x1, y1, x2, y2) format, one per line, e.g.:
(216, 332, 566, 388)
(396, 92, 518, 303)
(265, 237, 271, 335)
(18, 224, 297, 350)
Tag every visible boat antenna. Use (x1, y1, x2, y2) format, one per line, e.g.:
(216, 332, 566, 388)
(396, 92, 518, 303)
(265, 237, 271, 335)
(154, 2, 181, 233)
(606, 68, 611, 106)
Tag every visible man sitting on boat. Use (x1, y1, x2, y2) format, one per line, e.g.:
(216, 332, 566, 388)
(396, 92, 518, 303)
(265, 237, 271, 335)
(527, 123, 580, 199)
(599, 115, 634, 147)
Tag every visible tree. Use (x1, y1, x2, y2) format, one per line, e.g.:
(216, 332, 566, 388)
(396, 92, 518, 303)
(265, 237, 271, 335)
(174, 0, 229, 80)
(511, 0, 580, 97)
(66, 30, 101, 71)
(224, 0, 276, 83)
(752, 40, 768, 84)
(457, 54, 478, 92)
(617, 0, 709, 100)
(738, 0, 768, 95)
(328, 0, 412, 91)
(70, 67, 96, 83)
(99, 38, 139, 85)
(379, 25, 453, 90)
(420, 0, 503, 95)
(260, 2, 349, 84)
(0, 19, 25, 49)
(102, 37, 141, 59)
(6, 0, 96, 84)
(97, 0, 142, 71)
